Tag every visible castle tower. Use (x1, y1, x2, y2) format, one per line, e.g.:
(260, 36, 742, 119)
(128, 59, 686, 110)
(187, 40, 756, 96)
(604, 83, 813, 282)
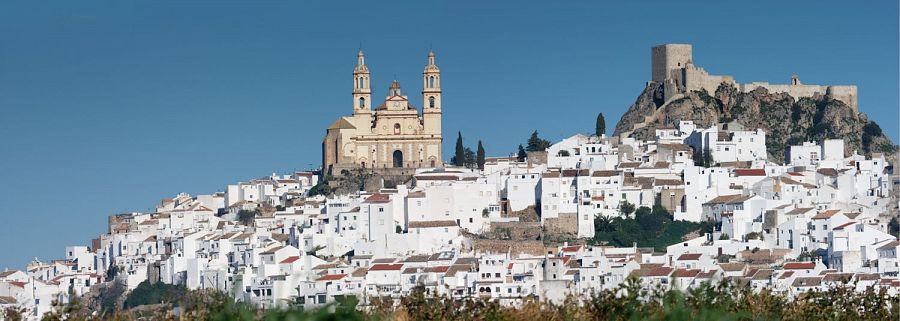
(651, 44, 692, 82)
(422, 50, 442, 135)
(353, 50, 372, 115)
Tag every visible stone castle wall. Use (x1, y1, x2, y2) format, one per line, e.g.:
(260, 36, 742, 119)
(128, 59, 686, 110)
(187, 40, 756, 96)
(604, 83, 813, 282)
(651, 44, 858, 112)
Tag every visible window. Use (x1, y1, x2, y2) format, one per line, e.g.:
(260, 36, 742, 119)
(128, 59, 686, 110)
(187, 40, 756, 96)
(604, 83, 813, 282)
(429, 76, 435, 88)
(394, 123, 401, 134)
(358, 97, 365, 108)
(429, 96, 435, 108)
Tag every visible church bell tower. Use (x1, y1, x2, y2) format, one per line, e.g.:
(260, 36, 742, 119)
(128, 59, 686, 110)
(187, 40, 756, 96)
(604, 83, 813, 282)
(422, 50, 441, 135)
(353, 50, 372, 115)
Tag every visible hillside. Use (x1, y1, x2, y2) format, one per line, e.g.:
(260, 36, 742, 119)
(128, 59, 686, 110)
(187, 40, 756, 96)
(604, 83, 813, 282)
(613, 82, 898, 163)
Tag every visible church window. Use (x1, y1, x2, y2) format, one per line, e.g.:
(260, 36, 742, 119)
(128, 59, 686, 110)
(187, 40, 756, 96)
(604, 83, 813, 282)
(359, 97, 365, 108)
(429, 96, 435, 108)
(358, 77, 363, 88)
(394, 123, 401, 134)
(429, 76, 435, 88)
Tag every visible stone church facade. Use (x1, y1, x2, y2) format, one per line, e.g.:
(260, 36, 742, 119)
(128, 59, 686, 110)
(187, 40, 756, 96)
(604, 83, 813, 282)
(322, 50, 443, 176)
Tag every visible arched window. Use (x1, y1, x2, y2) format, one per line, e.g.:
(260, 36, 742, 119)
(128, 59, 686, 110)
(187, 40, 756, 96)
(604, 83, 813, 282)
(429, 76, 435, 88)
(394, 123, 401, 134)
(358, 77, 363, 89)
(358, 97, 365, 108)
(428, 96, 435, 108)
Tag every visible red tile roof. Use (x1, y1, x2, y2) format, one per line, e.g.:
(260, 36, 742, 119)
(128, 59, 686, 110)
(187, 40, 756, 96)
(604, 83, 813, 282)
(280, 256, 300, 264)
(783, 262, 816, 270)
(317, 274, 347, 281)
(368, 263, 404, 271)
(833, 222, 856, 230)
(677, 253, 702, 261)
(672, 269, 701, 278)
(364, 193, 391, 203)
(644, 266, 674, 277)
(734, 169, 766, 176)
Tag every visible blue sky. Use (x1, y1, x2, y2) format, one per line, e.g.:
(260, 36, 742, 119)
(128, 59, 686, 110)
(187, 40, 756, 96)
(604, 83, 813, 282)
(0, 1, 897, 268)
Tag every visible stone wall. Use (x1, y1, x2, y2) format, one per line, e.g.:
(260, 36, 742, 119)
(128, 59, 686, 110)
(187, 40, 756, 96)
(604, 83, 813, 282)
(652, 43, 859, 113)
(473, 239, 549, 257)
(543, 212, 578, 236)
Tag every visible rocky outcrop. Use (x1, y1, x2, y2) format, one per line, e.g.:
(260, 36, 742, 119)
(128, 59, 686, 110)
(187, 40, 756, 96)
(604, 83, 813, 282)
(614, 83, 897, 163)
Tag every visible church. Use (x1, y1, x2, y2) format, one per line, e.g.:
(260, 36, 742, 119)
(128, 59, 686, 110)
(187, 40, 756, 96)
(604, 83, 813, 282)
(322, 49, 443, 176)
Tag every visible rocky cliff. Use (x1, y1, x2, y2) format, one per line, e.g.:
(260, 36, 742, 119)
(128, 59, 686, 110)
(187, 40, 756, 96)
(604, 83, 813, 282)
(613, 82, 898, 163)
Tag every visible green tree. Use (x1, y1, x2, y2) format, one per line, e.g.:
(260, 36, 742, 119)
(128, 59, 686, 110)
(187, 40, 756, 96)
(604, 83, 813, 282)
(619, 200, 636, 216)
(237, 209, 257, 226)
(455, 131, 465, 167)
(463, 147, 476, 169)
(517, 144, 527, 162)
(476, 140, 486, 170)
(526, 130, 551, 152)
(595, 112, 606, 137)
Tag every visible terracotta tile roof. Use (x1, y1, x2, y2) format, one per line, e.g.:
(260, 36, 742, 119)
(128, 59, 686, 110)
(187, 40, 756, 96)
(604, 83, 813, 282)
(617, 162, 641, 169)
(734, 169, 766, 176)
(878, 240, 900, 250)
(779, 271, 795, 279)
(832, 221, 856, 230)
(855, 273, 879, 281)
(363, 193, 391, 203)
(819, 269, 837, 275)
(0, 296, 16, 304)
(816, 168, 838, 177)
(280, 256, 300, 264)
(786, 207, 815, 215)
(402, 255, 430, 263)
(351, 268, 368, 277)
(696, 270, 717, 279)
(704, 194, 750, 205)
(672, 269, 701, 278)
(371, 258, 397, 264)
(592, 170, 620, 177)
(783, 262, 816, 270)
(751, 269, 774, 280)
(677, 253, 702, 261)
(719, 263, 746, 272)
(561, 245, 581, 253)
(317, 274, 347, 281)
(445, 264, 474, 277)
(654, 179, 684, 186)
(792, 277, 822, 287)
(0, 271, 19, 278)
(658, 143, 693, 151)
(643, 266, 674, 277)
(427, 266, 450, 273)
(368, 263, 404, 271)
(822, 273, 853, 283)
(260, 246, 285, 255)
(811, 210, 841, 220)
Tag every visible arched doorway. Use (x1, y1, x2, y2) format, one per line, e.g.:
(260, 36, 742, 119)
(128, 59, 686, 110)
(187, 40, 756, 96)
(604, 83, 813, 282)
(392, 150, 403, 168)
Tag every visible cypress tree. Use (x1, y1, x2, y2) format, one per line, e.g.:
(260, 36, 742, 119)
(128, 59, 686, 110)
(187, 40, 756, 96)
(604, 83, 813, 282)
(455, 131, 465, 167)
(595, 112, 606, 137)
(476, 140, 486, 170)
(517, 144, 527, 162)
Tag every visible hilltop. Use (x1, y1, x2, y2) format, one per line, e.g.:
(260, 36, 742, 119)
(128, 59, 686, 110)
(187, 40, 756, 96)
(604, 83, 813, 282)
(614, 81, 898, 163)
